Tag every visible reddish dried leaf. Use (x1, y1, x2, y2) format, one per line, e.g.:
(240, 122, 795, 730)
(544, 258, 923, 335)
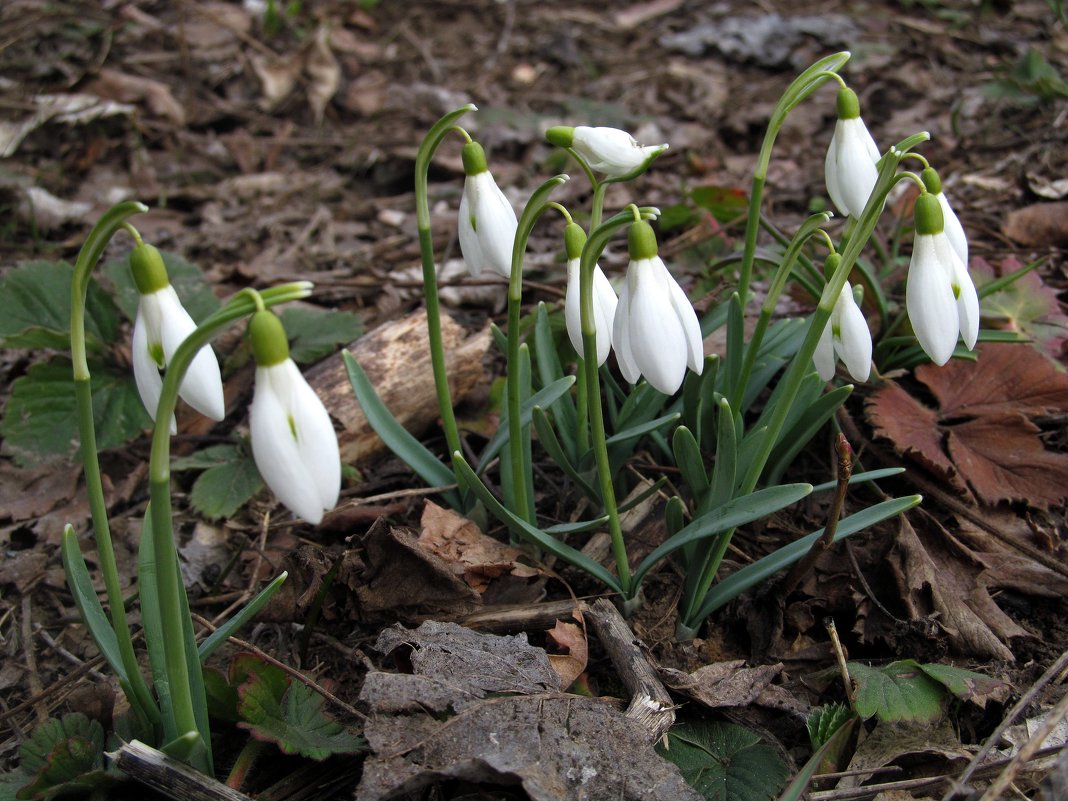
(972, 258, 1068, 360)
(915, 343, 1068, 418)
(1003, 201, 1068, 248)
(545, 617, 588, 689)
(947, 414, 1068, 507)
(864, 381, 962, 489)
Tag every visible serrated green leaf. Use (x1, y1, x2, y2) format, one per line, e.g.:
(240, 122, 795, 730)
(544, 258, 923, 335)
(916, 663, 1009, 708)
(777, 717, 856, 801)
(850, 660, 946, 723)
(15, 713, 114, 801)
(171, 444, 242, 471)
(0, 261, 120, 352)
(238, 670, 363, 760)
(658, 721, 789, 801)
(1, 359, 151, 466)
(280, 307, 363, 364)
(102, 250, 221, 324)
(188, 451, 265, 520)
(806, 704, 853, 750)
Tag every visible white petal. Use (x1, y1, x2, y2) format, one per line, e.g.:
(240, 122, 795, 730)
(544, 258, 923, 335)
(564, 259, 584, 357)
(250, 364, 331, 524)
(812, 316, 837, 381)
(590, 265, 618, 366)
(627, 258, 687, 394)
(824, 129, 847, 216)
(834, 285, 872, 382)
(661, 261, 703, 374)
(470, 172, 517, 279)
(942, 238, 980, 351)
(457, 182, 483, 277)
(937, 192, 968, 267)
(156, 287, 224, 421)
(572, 126, 666, 178)
(279, 360, 341, 513)
(132, 306, 176, 434)
(612, 272, 641, 384)
(837, 119, 880, 218)
(907, 234, 961, 366)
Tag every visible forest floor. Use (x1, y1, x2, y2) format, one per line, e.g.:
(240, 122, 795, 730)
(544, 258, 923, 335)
(1, 1, 1067, 799)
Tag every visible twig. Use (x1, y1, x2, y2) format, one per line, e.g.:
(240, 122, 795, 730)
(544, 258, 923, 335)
(585, 598, 676, 743)
(109, 740, 254, 801)
(21, 597, 47, 724)
(33, 624, 108, 680)
(826, 617, 853, 704)
(978, 686, 1068, 801)
(0, 654, 107, 726)
(190, 614, 367, 722)
(942, 645, 1068, 801)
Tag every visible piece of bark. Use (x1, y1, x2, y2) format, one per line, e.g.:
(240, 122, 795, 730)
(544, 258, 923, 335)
(109, 741, 253, 801)
(306, 308, 490, 465)
(1003, 201, 1068, 248)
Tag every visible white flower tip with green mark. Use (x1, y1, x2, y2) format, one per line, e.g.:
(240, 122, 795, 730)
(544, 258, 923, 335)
(457, 169, 517, 279)
(564, 258, 618, 366)
(250, 359, 341, 525)
(570, 126, 668, 179)
(132, 286, 225, 431)
(906, 231, 979, 367)
(824, 114, 880, 218)
(813, 282, 871, 382)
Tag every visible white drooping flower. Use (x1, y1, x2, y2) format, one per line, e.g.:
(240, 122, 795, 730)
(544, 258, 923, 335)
(457, 140, 517, 278)
(546, 125, 668, 179)
(824, 87, 881, 218)
(130, 244, 225, 433)
(248, 311, 340, 525)
(906, 193, 980, 367)
(562, 223, 617, 366)
(813, 270, 872, 383)
(612, 221, 703, 395)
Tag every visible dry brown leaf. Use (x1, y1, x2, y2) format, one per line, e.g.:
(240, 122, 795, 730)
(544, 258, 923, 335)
(839, 717, 970, 790)
(659, 660, 785, 709)
(866, 343, 1068, 508)
(546, 617, 588, 689)
(87, 68, 185, 126)
(305, 24, 340, 123)
(1003, 201, 1068, 247)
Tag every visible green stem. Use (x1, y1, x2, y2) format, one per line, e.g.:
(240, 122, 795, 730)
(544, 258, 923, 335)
(69, 201, 159, 727)
(225, 738, 266, 790)
(682, 133, 928, 631)
(590, 181, 607, 230)
(414, 105, 477, 483)
(148, 282, 312, 742)
(578, 205, 660, 599)
(506, 175, 569, 523)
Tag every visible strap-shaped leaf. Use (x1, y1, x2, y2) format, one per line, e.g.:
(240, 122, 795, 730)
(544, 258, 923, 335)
(618, 476, 668, 513)
(695, 495, 922, 619)
(532, 407, 600, 502)
(726, 292, 743, 392)
(810, 467, 905, 493)
(633, 483, 813, 585)
(533, 303, 578, 463)
(138, 509, 177, 745)
(343, 350, 460, 509)
(699, 397, 737, 516)
(453, 454, 624, 593)
(61, 526, 127, 684)
(604, 412, 680, 446)
(198, 572, 288, 661)
(175, 558, 214, 775)
(765, 384, 853, 484)
(477, 376, 574, 474)
(672, 426, 708, 495)
(545, 516, 610, 535)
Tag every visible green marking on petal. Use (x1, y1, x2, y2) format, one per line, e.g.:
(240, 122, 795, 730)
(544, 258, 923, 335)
(287, 414, 298, 441)
(149, 342, 165, 368)
(832, 324, 842, 339)
(952, 283, 961, 300)
(469, 213, 477, 232)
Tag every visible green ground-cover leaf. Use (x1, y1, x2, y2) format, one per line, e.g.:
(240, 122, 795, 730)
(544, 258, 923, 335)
(2, 359, 150, 465)
(12, 713, 117, 800)
(0, 260, 120, 352)
(173, 443, 264, 520)
(849, 660, 946, 723)
(280, 306, 363, 364)
(658, 721, 789, 801)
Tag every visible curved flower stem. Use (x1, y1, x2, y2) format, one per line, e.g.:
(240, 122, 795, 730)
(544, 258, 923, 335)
(414, 105, 477, 485)
(505, 175, 569, 523)
(70, 201, 159, 727)
(579, 205, 660, 601)
(681, 134, 928, 631)
(147, 282, 312, 745)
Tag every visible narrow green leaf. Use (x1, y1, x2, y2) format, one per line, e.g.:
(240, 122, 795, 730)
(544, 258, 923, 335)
(699, 397, 736, 516)
(60, 527, 128, 685)
(618, 476, 669, 513)
(604, 412, 680, 446)
(532, 407, 600, 503)
(694, 496, 922, 619)
(280, 307, 363, 364)
(533, 303, 578, 462)
(673, 426, 708, 495)
(199, 572, 288, 661)
(138, 509, 178, 746)
(453, 454, 624, 593)
(633, 483, 812, 585)
(160, 731, 205, 764)
(477, 376, 575, 474)
(544, 517, 610, 535)
(175, 558, 214, 775)
(765, 384, 852, 484)
(725, 292, 743, 393)
(343, 350, 460, 509)
(810, 468, 905, 493)
(777, 717, 856, 801)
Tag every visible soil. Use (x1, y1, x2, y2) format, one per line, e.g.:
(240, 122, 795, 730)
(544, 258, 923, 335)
(1, 1, 1067, 799)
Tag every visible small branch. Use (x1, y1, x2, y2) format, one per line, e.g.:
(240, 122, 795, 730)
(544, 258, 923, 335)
(585, 598, 675, 743)
(826, 617, 853, 705)
(110, 740, 254, 801)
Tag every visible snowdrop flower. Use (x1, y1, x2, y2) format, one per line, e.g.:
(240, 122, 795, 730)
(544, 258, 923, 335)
(248, 310, 340, 525)
(812, 255, 872, 382)
(130, 243, 225, 433)
(457, 140, 517, 278)
(824, 87, 881, 218)
(546, 125, 668, 180)
(906, 193, 980, 366)
(921, 167, 968, 267)
(563, 223, 617, 365)
(612, 220, 703, 394)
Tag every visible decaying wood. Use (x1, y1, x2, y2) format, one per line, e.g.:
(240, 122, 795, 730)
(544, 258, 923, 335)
(586, 598, 676, 743)
(109, 741, 253, 801)
(306, 308, 490, 464)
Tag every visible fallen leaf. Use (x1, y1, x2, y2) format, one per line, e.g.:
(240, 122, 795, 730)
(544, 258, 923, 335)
(86, 68, 185, 126)
(838, 717, 970, 790)
(251, 51, 304, 111)
(660, 660, 784, 709)
(305, 24, 340, 123)
(972, 257, 1068, 360)
(0, 462, 79, 522)
(546, 616, 588, 689)
(866, 343, 1068, 507)
(1003, 201, 1068, 247)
